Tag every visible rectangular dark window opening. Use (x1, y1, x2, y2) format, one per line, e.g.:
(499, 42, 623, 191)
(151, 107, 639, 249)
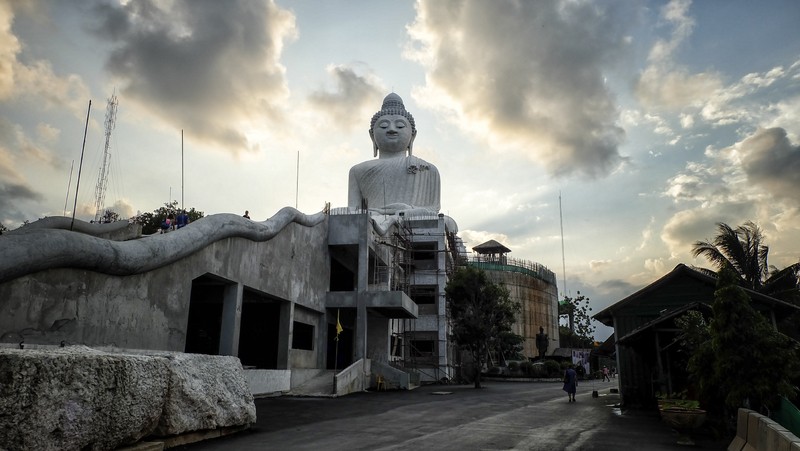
(411, 242, 437, 261)
(410, 285, 437, 305)
(292, 321, 314, 350)
(411, 340, 435, 357)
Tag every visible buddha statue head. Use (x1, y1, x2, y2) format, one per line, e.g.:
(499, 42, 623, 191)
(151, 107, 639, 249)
(369, 93, 417, 158)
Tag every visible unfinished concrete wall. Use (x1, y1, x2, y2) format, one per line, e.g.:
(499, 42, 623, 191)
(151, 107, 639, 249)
(485, 270, 559, 359)
(0, 217, 330, 354)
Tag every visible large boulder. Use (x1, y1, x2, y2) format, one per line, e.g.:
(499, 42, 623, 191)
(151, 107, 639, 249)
(0, 346, 257, 450)
(155, 352, 256, 436)
(0, 346, 169, 450)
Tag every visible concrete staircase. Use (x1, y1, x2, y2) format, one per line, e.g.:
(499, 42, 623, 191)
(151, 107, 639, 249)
(289, 370, 337, 397)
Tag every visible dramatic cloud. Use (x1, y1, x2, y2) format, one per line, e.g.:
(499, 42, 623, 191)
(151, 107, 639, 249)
(634, 0, 723, 110)
(0, 0, 19, 100)
(0, 182, 42, 224)
(660, 206, 755, 263)
(737, 128, 800, 207)
(307, 64, 385, 131)
(405, 0, 631, 178)
(91, 0, 297, 153)
(0, 2, 90, 116)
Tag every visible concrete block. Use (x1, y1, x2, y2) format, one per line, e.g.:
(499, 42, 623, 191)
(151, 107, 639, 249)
(728, 436, 746, 451)
(767, 423, 790, 451)
(730, 409, 753, 451)
(742, 412, 762, 451)
(757, 416, 779, 451)
(777, 428, 800, 451)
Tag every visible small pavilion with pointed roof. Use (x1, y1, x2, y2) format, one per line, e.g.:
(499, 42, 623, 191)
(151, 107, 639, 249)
(472, 240, 511, 264)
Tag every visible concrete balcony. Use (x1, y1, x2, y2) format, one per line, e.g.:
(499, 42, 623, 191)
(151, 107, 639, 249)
(327, 291, 418, 319)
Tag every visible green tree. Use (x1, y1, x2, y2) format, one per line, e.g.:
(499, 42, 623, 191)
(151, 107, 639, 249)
(0, 224, 7, 235)
(445, 266, 521, 388)
(133, 201, 204, 235)
(692, 221, 800, 339)
(558, 292, 595, 347)
(497, 330, 525, 362)
(99, 209, 120, 223)
(684, 268, 799, 422)
(692, 221, 800, 301)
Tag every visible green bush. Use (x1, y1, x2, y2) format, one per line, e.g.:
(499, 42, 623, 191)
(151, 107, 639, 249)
(530, 363, 547, 378)
(545, 360, 562, 377)
(508, 361, 519, 371)
(520, 361, 533, 375)
(488, 366, 501, 375)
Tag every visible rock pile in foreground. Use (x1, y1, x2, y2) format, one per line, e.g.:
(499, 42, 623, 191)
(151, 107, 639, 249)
(0, 346, 256, 450)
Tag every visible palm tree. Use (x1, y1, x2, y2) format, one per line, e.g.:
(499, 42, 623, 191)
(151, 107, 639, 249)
(692, 221, 800, 303)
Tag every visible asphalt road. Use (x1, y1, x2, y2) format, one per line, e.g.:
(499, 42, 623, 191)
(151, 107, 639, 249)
(176, 378, 729, 451)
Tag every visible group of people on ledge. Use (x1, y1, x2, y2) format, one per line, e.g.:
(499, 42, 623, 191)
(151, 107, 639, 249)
(160, 210, 190, 233)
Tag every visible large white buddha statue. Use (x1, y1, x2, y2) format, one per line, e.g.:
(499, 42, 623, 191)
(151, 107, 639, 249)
(348, 93, 446, 234)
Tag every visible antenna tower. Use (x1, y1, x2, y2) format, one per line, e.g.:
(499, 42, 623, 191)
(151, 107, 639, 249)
(93, 93, 118, 222)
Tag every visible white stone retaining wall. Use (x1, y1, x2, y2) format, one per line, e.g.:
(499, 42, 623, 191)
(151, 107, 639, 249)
(729, 408, 800, 451)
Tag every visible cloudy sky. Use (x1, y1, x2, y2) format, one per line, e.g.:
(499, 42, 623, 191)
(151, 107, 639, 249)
(2, 0, 799, 340)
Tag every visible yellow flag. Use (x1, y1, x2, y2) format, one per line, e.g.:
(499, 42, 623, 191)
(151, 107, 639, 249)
(336, 309, 343, 337)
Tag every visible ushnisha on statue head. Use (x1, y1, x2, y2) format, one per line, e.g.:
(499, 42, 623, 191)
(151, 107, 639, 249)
(369, 93, 417, 158)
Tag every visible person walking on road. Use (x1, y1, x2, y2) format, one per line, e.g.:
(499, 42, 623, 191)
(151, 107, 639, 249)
(602, 366, 610, 382)
(563, 365, 578, 402)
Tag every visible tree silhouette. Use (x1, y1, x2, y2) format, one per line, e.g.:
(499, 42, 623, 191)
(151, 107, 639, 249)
(558, 292, 595, 348)
(692, 221, 799, 302)
(683, 267, 799, 423)
(445, 266, 521, 388)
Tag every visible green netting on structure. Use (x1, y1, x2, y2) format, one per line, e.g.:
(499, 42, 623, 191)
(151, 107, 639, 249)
(468, 261, 556, 285)
(773, 396, 800, 438)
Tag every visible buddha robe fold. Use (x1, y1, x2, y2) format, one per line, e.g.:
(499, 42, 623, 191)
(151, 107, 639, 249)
(348, 155, 441, 214)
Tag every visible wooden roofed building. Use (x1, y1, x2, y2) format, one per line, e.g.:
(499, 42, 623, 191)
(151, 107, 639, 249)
(594, 263, 800, 407)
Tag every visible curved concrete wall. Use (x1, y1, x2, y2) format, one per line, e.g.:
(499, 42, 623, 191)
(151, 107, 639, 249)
(483, 269, 560, 359)
(0, 212, 330, 353)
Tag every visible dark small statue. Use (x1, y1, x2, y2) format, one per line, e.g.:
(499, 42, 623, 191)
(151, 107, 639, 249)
(535, 326, 548, 359)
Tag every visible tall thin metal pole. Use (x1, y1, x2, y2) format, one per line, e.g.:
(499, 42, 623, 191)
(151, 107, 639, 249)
(71, 100, 92, 231)
(181, 129, 184, 211)
(295, 151, 299, 209)
(559, 191, 567, 298)
(64, 159, 74, 216)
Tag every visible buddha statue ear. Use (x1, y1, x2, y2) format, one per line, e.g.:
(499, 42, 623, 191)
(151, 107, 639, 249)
(408, 129, 417, 156)
(369, 128, 378, 157)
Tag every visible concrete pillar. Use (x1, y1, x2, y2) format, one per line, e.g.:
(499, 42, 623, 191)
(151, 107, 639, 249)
(219, 282, 243, 356)
(356, 214, 369, 360)
(277, 301, 293, 369)
(436, 216, 449, 379)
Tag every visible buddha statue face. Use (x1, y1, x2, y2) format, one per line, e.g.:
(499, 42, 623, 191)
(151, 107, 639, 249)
(369, 93, 417, 157)
(370, 114, 415, 158)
